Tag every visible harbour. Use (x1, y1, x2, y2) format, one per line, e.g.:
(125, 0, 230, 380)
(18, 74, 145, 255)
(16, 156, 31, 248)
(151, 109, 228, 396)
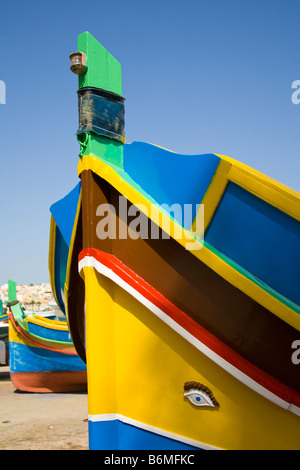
(1, 2, 300, 451)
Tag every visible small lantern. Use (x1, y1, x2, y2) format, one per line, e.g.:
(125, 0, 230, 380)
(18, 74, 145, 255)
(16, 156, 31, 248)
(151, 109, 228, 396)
(69, 51, 87, 75)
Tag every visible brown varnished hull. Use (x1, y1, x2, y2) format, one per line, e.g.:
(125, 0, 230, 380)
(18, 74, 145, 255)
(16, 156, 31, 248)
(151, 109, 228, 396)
(68, 169, 300, 396)
(10, 370, 87, 393)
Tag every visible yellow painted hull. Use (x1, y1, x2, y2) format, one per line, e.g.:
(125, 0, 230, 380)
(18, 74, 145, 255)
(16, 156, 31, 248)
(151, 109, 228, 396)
(83, 266, 300, 450)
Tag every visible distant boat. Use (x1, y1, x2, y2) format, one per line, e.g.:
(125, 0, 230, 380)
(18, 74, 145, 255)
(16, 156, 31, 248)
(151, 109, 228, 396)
(23, 302, 64, 321)
(50, 32, 300, 449)
(7, 280, 87, 393)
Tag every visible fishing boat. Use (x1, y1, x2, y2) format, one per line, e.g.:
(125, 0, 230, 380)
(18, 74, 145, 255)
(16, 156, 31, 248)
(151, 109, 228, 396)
(50, 32, 300, 449)
(7, 280, 87, 393)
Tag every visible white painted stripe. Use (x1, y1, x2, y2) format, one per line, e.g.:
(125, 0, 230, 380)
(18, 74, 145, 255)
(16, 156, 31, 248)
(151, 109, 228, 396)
(289, 404, 300, 417)
(79, 255, 300, 416)
(88, 412, 219, 450)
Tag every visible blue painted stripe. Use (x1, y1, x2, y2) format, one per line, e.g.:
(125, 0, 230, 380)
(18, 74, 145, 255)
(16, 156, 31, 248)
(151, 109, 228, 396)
(205, 182, 300, 307)
(89, 419, 200, 450)
(123, 142, 220, 229)
(52, 226, 69, 314)
(50, 182, 81, 247)
(27, 322, 72, 343)
(9, 341, 86, 373)
(50, 183, 81, 314)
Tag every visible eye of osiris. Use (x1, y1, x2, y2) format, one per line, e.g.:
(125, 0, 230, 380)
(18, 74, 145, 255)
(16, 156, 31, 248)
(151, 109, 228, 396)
(184, 389, 216, 407)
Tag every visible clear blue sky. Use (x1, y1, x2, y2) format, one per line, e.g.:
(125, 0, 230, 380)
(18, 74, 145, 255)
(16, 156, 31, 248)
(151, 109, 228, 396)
(0, 0, 299, 285)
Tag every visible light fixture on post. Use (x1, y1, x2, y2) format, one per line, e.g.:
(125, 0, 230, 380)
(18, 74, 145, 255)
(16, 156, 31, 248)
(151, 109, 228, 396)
(69, 51, 87, 75)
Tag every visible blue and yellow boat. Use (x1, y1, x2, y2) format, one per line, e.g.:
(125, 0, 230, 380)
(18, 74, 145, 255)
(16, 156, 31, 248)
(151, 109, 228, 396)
(50, 32, 300, 449)
(8, 280, 87, 393)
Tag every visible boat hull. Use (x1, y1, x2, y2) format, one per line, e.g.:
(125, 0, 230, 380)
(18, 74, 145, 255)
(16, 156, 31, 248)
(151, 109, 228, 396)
(51, 33, 300, 449)
(8, 313, 87, 393)
(81, 265, 300, 450)
(10, 370, 87, 394)
(61, 153, 300, 449)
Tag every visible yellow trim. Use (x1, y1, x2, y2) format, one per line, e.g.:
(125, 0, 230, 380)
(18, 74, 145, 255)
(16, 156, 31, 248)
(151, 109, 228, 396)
(195, 159, 231, 232)
(195, 155, 300, 235)
(64, 190, 82, 325)
(27, 315, 69, 331)
(77, 155, 300, 332)
(78, 156, 199, 251)
(226, 165, 300, 221)
(218, 153, 300, 202)
(146, 143, 300, 220)
(48, 216, 60, 310)
(9, 317, 75, 352)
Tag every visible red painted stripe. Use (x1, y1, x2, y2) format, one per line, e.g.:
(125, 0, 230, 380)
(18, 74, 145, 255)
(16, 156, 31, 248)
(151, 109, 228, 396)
(9, 313, 78, 356)
(79, 247, 300, 409)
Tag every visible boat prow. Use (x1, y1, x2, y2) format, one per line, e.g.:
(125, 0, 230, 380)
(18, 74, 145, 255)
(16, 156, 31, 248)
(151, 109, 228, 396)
(7, 280, 87, 393)
(50, 31, 300, 449)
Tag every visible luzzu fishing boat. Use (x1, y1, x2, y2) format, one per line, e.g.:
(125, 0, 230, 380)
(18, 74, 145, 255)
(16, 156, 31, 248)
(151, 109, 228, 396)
(8, 280, 87, 393)
(50, 32, 300, 449)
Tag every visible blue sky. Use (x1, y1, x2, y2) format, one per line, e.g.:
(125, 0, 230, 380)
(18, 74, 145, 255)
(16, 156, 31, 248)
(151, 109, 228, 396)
(0, 0, 299, 285)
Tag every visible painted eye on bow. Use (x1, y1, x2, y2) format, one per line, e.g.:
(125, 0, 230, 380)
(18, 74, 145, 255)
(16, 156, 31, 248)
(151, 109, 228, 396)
(184, 381, 219, 409)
